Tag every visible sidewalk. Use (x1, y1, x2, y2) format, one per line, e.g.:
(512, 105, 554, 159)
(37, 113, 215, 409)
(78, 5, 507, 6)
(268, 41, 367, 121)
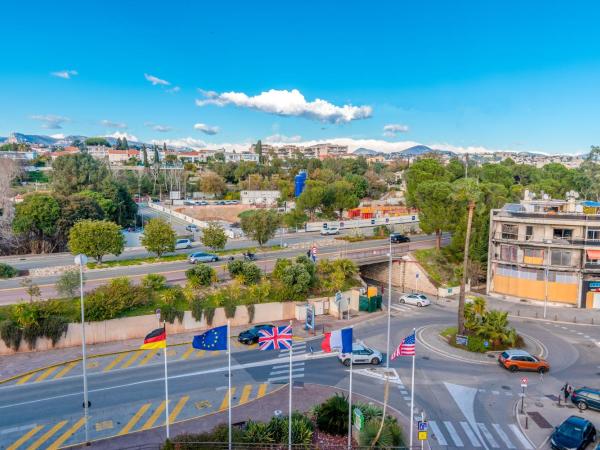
(67, 383, 412, 450)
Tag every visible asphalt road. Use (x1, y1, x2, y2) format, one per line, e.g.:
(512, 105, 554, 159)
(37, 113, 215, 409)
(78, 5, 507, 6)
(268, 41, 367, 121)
(0, 289, 598, 449)
(0, 233, 450, 305)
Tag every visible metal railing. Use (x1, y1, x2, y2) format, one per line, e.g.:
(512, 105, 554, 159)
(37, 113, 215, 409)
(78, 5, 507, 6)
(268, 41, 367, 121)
(118, 443, 413, 450)
(495, 210, 600, 221)
(492, 233, 600, 247)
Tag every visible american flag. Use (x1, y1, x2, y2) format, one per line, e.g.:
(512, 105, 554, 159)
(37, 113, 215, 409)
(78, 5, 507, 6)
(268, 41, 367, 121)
(390, 331, 416, 360)
(258, 325, 293, 350)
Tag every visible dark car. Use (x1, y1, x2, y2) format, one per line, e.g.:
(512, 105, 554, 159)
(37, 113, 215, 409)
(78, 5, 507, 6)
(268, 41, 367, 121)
(572, 387, 600, 411)
(390, 233, 410, 243)
(550, 416, 596, 450)
(238, 324, 275, 344)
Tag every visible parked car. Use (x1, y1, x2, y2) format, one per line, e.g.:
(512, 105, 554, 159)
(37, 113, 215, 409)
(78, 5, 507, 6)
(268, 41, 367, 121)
(390, 233, 410, 243)
(572, 387, 600, 411)
(238, 324, 275, 344)
(338, 342, 382, 366)
(188, 252, 219, 263)
(320, 227, 340, 236)
(175, 239, 192, 250)
(498, 349, 550, 373)
(551, 416, 596, 450)
(399, 293, 430, 307)
(185, 224, 199, 232)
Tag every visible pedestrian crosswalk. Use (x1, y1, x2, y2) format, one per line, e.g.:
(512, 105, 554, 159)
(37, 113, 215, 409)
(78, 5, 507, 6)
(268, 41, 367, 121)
(427, 420, 532, 449)
(390, 303, 425, 315)
(267, 341, 307, 383)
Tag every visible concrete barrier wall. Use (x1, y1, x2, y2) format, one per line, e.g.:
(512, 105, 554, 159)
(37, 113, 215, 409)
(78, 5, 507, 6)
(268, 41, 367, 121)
(305, 214, 420, 232)
(0, 301, 299, 356)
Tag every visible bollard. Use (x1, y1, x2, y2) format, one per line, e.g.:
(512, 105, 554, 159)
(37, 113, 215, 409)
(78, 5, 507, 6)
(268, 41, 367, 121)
(555, 314, 558, 321)
(535, 312, 538, 319)
(517, 310, 520, 317)
(592, 318, 594, 325)
(525, 416, 528, 430)
(574, 316, 577, 323)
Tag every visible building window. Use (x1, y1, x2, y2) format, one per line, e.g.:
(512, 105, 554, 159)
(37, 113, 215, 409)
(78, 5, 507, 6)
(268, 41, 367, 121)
(501, 224, 518, 240)
(553, 228, 573, 240)
(500, 245, 518, 262)
(525, 226, 533, 241)
(550, 250, 572, 266)
(587, 229, 600, 241)
(547, 271, 577, 284)
(523, 248, 544, 265)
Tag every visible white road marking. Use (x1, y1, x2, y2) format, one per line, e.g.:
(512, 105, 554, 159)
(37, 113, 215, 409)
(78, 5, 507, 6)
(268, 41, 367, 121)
(492, 423, 515, 448)
(477, 423, 499, 448)
(271, 363, 304, 370)
(267, 373, 305, 382)
(443, 421, 464, 447)
(508, 424, 533, 449)
(492, 390, 500, 395)
(428, 420, 448, 446)
(460, 421, 481, 447)
(269, 367, 304, 376)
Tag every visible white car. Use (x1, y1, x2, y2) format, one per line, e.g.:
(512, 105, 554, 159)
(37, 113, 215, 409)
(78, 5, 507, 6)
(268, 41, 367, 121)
(175, 239, 192, 250)
(338, 342, 383, 366)
(320, 227, 340, 236)
(399, 293, 430, 307)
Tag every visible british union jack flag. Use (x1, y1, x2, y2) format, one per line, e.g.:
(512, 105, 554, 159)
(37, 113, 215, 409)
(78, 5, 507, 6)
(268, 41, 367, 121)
(258, 325, 293, 350)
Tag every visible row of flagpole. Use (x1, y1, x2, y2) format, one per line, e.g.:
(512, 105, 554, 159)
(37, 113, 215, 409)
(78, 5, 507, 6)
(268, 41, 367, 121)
(141, 319, 417, 449)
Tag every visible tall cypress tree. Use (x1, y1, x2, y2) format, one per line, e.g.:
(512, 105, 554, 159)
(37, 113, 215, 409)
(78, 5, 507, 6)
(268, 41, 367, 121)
(142, 144, 149, 167)
(116, 137, 123, 149)
(123, 137, 129, 150)
(153, 145, 160, 163)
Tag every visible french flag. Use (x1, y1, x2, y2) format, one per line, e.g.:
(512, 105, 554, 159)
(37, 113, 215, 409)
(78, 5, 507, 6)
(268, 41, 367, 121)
(321, 327, 353, 353)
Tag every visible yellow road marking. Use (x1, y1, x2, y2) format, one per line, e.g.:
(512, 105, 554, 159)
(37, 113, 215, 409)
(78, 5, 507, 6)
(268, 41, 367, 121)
(219, 387, 236, 411)
(95, 420, 113, 431)
(168, 396, 189, 423)
(120, 350, 144, 369)
(16, 373, 35, 386)
(138, 349, 159, 366)
(103, 353, 128, 372)
(209, 350, 221, 357)
(118, 403, 151, 435)
(141, 401, 168, 430)
(256, 383, 268, 399)
(6, 425, 43, 450)
(180, 347, 195, 360)
(53, 361, 78, 380)
(34, 366, 58, 383)
(47, 417, 86, 450)
(26, 420, 67, 450)
(238, 385, 252, 405)
(195, 350, 206, 358)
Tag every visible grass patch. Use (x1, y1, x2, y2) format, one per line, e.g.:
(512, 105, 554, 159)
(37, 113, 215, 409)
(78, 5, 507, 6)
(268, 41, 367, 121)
(335, 235, 386, 243)
(117, 293, 188, 318)
(413, 248, 461, 287)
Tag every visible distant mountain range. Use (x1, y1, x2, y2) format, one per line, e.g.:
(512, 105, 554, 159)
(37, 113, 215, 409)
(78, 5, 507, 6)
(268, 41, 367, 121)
(352, 145, 456, 158)
(0, 132, 146, 148)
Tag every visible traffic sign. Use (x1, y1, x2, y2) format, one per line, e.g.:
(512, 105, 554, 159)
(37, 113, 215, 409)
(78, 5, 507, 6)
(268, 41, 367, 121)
(418, 431, 428, 441)
(418, 421, 428, 432)
(521, 377, 528, 387)
(311, 246, 317, 255)
(335, 291, 343, 304)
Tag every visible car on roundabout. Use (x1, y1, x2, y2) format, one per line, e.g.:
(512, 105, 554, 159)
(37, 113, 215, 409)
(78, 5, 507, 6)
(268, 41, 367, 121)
(550, 415, 596, 450)
(238, 324, 275, 344)
(399, 293, 430, 307)
(338, 342, 383, 366)
(498, 349, 550, 373)
(571, 387, 600, 412)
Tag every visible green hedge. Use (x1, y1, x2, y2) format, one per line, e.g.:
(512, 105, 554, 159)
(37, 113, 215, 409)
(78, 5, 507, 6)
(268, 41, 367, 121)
(0, 263, 17, 279)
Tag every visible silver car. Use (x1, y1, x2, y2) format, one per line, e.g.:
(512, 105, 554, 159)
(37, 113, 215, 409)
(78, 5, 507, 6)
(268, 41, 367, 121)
(188, 252, 219, 263)
(338, 342, 383, 366)
(399, 293, 431, 307)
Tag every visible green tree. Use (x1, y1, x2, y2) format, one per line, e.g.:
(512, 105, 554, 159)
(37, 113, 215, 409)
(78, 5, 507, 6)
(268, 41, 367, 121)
(186, 264, 216, 287)
(98, 179, 138, 226)
(20, 277, 41, 303)
(84, 137, 110, 146)
(12, 193, 61, 252)
(201, 222, 228, 251)
(404, 158, 449, 206)
(279, 263, 312, 300)
(239, 209, 280, 247)
(56, 269, 81, 299)
(327, 180, 359, 218)
(414, 181, 454, 249)
(51, 153, 109, 196)
(283, 208, 308, 229)
(345, 174, 369, 199)
(199, 172, 227, 197)
(255, 139, 263, 164)
(140, 218, 175, 257)
(296, 180, 326, 219)
(142, 145, 149, 167)
(68, 220, 125, 263)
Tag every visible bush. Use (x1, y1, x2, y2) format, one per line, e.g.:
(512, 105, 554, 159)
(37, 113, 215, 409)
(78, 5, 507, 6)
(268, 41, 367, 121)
(0, 263, 17, 279)
(227, 260, 245, 277)
(359, 416, 404, 448)
(186, 264, 216, 288)
(316, 393, 349, 436)
(228, 261, 262, 285)
(142, 274, 167, 291)
(243, 420, 274, 444)
(190, 297, 204, 322)
(85, 277, 148, 321)
(160, 303, 184, 324)
(0, 319, 22, 350)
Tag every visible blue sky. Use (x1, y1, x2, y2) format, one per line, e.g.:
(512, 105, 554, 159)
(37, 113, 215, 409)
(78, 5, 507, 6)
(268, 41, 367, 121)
(1, 1, 600, 154)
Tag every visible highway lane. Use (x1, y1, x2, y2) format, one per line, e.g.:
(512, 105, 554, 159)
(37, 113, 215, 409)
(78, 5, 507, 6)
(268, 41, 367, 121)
(0, 234, 450, 305)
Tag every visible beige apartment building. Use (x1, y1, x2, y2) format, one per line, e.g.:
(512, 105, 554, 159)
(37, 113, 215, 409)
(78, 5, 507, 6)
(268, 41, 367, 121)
(487, 191, 600, 309)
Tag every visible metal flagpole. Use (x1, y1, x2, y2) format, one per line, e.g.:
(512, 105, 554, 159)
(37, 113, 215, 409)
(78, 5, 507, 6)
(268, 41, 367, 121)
(76, 255, 90, 444)
(163, 321, 170, 439)
(288, 320, 293, 450)
(228, 320, 232, 450)
(409, 327, 416, 448)
(386, 237, 392, 368)
(347, 354, 353, 449)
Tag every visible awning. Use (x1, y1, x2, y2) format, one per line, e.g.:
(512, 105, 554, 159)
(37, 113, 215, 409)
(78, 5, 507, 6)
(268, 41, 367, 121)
(583, 201, 600, 208)
(586, 249, 600, 260)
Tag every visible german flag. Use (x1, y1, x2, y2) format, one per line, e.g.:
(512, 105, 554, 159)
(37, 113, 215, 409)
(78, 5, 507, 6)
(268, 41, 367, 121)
(141, 327, 167, 349)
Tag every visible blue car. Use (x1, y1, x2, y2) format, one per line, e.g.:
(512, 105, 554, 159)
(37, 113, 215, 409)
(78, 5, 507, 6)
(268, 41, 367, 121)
(188, 252, 219, 264)
(572, 387, 600, 411)
(551, 416, 596, 450)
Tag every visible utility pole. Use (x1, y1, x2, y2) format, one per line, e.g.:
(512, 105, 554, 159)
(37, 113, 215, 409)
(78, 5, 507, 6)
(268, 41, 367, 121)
(458, 200, 475, 335)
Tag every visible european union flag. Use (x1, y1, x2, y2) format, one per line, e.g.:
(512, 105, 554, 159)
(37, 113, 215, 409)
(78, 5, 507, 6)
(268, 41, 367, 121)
(192, 325, 228, 351)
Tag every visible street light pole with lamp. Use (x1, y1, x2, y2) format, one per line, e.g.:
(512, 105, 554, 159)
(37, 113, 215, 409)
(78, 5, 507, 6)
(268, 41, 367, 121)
(74, 254, 90, 445)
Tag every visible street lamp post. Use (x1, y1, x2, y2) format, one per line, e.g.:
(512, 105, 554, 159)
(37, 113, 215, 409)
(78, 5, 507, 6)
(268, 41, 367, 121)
(74, 254, 90, 444)
(386, 237, 392, 368)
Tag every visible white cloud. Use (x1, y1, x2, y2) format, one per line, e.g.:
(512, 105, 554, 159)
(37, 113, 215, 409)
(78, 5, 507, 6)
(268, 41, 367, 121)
(264, 134, 303, 143)
(100, 119, 128, 129)
(146, 123, 172, 132)
(195, 88, 372, 124)
(106, 131, 139, 142)
(153, 137, 249, 153)
(31, 114, 69, 129)
(144, 73, 171, 86)
(51, 70, 78, 79)
(383, 123, 409, 137)
(194, 123, 220, 135)
(50, 133, 65, 139)
(166, 86, 180, 93)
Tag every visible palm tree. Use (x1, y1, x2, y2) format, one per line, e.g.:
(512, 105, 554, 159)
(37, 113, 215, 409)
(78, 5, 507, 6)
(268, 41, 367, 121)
(478, 310, 510, 346)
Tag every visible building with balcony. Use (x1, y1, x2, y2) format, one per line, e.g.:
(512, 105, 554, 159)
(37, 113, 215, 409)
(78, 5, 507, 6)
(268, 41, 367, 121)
(487, 191, 600, 309)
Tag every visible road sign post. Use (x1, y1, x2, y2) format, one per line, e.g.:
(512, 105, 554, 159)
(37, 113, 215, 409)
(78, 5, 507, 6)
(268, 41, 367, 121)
(418, 418, 428, 448)
(520, 377, 528, 414)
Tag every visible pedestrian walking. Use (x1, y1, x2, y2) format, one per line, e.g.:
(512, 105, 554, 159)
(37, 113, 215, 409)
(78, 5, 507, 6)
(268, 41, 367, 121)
(561, 382, 571, 402)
